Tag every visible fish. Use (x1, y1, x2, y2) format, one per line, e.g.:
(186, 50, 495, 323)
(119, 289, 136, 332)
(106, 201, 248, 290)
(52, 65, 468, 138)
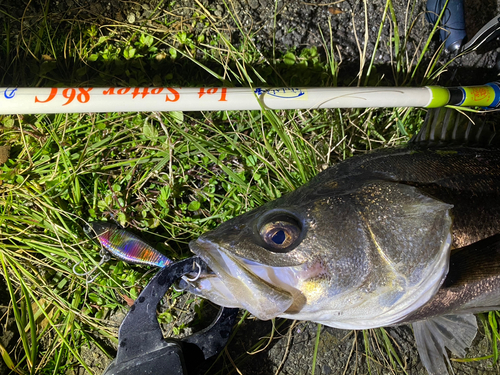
(179, 108, 500, 374)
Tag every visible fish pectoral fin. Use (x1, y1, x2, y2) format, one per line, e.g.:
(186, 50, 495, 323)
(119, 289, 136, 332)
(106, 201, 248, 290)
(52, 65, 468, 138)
(412, 314, 477, 375)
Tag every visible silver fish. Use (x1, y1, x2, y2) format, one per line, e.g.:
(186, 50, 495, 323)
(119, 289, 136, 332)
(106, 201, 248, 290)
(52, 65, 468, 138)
(181, 109, 500, 374)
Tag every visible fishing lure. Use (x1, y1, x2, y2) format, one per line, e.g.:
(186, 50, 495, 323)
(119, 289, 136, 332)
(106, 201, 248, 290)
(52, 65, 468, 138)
(76, 221, 202, 284)
(86, 221, 173, 267)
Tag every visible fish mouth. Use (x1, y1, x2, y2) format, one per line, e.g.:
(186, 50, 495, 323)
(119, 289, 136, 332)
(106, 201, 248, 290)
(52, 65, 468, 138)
(181, 237, 297, 320)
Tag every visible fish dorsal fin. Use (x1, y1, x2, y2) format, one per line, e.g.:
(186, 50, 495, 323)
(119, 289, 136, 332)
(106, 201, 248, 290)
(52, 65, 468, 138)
(410, 108, 497, 147)
(412, 314, 477, 375)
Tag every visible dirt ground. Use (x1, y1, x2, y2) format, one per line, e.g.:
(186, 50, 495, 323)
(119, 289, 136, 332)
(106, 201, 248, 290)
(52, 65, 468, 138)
(2, 0, 500, 374)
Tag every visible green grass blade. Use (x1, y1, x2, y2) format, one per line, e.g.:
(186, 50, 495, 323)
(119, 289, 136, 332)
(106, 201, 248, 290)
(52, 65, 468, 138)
(311, 323, 322, 375)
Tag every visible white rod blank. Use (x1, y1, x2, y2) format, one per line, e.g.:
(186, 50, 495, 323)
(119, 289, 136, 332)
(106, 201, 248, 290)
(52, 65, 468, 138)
(0, 87, 436, 114)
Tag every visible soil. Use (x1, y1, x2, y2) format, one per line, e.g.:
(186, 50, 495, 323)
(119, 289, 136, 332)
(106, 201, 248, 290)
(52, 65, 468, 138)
(2, 0, 500, 375)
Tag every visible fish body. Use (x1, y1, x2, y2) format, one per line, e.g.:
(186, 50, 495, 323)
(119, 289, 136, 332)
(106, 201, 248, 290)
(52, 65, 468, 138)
(187, 146, 500, 323)
(181, 109, 500, 373)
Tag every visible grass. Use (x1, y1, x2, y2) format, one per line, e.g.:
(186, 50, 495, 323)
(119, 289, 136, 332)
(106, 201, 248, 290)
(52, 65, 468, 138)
(0, 0, 499, 374)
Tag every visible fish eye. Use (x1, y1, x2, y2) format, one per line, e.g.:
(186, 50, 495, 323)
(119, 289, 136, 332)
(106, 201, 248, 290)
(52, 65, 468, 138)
(258, 212, 303, 253)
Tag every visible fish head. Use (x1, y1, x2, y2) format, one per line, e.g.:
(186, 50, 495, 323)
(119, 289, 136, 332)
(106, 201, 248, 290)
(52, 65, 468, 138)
(187, 206, 312, 320)
(183, 179, 454, 329)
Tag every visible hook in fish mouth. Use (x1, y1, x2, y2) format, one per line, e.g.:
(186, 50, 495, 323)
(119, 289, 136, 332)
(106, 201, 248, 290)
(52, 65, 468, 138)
(182, 261, 203, 282)
(174, 258, 215, 291)
(178, 238, 301, 320)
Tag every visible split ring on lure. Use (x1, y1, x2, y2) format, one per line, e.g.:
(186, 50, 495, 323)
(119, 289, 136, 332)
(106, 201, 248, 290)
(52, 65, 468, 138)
(85, 221, 173, 267)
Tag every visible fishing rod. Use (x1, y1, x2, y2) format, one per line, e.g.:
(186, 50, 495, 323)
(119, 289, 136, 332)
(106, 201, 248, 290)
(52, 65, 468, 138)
(2, 13, 500, 116)
(0, 83, 499, 114)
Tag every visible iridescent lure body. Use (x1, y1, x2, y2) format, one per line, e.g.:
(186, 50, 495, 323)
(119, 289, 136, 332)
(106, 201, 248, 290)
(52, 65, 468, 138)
(89, 222, 172, 267)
